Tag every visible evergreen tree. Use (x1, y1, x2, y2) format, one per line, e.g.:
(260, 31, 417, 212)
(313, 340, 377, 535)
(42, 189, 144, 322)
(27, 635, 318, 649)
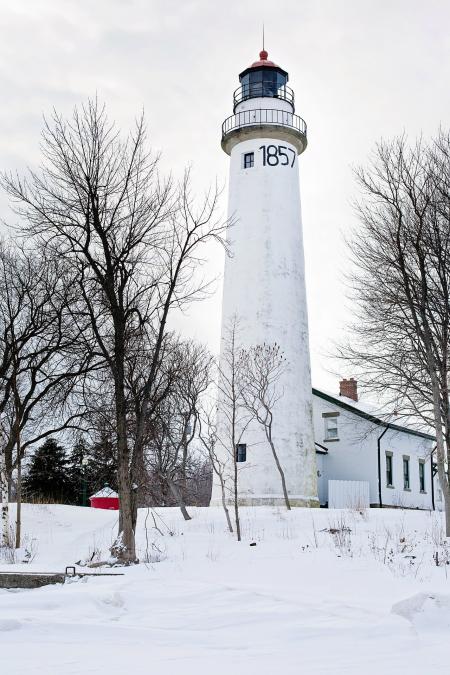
(89, 434, 117, 493)
(67, 437, 91, 505)
(24, 438, 70, 503)
(64, 434, 118, 505)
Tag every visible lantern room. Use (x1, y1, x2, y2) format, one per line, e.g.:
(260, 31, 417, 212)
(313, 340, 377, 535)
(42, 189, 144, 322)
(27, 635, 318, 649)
(222, 48, 306, 156)
(233, 50, 294, 110)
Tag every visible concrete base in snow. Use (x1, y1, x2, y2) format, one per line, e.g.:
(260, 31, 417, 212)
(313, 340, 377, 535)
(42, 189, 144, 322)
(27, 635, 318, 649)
(0, 572, 65, 589)
(211, 497, 320, 508)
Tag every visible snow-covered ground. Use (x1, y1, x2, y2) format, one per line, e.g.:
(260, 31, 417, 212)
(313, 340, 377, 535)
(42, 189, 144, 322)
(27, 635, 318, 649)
(1, 504, 450, 674)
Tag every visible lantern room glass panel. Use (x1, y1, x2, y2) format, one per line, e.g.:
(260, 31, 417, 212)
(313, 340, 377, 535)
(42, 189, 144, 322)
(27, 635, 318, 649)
(240, 68, 288, 101)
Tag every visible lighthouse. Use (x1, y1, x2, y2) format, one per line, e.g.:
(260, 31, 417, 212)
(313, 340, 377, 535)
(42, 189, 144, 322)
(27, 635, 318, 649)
(212, 48, 319, 508)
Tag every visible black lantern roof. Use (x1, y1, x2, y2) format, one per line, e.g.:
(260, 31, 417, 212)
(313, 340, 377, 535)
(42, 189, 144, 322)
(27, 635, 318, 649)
(239, 49, 288, 82)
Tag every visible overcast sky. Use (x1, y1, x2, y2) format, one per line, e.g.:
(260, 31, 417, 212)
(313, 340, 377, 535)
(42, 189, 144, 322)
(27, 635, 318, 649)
(1, 0, 449, 394)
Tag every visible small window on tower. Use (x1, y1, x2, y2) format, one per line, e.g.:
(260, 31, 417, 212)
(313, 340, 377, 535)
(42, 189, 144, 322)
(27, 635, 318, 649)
(236, 443, 247, 462)
(243, 152, 254, 169)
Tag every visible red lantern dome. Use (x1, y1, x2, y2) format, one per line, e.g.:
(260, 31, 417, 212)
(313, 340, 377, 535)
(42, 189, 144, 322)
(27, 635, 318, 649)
(249, 49, 279, 69)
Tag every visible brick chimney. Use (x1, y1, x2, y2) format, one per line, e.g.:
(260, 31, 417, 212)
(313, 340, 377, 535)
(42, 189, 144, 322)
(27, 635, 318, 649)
(339, 377, 358, 402)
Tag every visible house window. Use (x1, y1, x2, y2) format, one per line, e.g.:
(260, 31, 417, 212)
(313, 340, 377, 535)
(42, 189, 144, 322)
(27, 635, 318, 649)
(236, 443, 247, 462)
(403, 456, 410, 490)
(324, 416, 338, 441)
(419, 460, 426, 492)
(243, 152, 254, 169)
(386, 453, 393, 487)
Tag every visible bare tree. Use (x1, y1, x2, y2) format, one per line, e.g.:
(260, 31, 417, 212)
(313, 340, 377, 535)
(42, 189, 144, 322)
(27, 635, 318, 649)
(0, 243, 89, 547)
(1, 100, 227, 561)
(241, 343, 291, 510)
(338, 131, 450, 533)
(176, 343, 213, 500)
(215, 317, 253, 541)
(198, 403, 233, 533)
(143, 340, 211, 521)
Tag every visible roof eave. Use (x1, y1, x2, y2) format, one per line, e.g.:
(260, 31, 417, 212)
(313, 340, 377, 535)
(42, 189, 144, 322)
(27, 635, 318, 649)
(312, 388, 435, 441)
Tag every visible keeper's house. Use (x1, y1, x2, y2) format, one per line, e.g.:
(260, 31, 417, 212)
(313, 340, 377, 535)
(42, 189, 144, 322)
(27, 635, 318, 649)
(314, 379, 441, 510)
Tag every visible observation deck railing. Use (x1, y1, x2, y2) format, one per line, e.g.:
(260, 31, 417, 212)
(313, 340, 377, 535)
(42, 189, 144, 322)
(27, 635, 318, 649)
(233, 83, 295, 110)
(222, 108, 307, 141)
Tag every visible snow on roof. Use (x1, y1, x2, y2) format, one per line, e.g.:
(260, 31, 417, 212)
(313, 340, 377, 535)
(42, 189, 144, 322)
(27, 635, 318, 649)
(312, 387, 435, 441)
(314, 387, 379, 415)
(90, 486, 118, 499)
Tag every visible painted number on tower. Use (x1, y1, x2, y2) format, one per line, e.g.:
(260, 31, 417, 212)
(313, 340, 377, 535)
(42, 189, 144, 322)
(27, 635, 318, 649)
(259, 145, 296, 167)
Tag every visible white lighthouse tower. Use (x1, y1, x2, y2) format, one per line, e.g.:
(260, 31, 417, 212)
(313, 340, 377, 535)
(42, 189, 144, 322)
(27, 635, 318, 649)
(212, 48, 318, 507)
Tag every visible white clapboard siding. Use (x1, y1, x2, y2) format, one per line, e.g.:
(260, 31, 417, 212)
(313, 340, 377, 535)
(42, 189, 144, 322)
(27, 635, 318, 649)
(328, 480, 370, 509)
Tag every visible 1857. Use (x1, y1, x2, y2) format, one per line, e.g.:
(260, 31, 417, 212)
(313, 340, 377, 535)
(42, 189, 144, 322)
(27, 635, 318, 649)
(259, 144, 296, 167)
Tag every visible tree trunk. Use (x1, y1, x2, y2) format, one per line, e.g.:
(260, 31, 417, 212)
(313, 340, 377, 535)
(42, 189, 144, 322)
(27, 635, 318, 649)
(219, 474, 233, 533)
(181, 440, 188, 501)
(116, 474, 135, 559)
(115, 379, 136, 562)
(233, 456, 241, 541)
(4, 438, 14, 502)
(1, 450, 9, 547)
(266, 425, 291, 510)
(15, 451, 22, 548)
(130, 433, 147, 533)
(116, 463, 136, 560)
(428, 366, 450, 536)
(14, 361, 22, 549)
(166, 475, 191, 521)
